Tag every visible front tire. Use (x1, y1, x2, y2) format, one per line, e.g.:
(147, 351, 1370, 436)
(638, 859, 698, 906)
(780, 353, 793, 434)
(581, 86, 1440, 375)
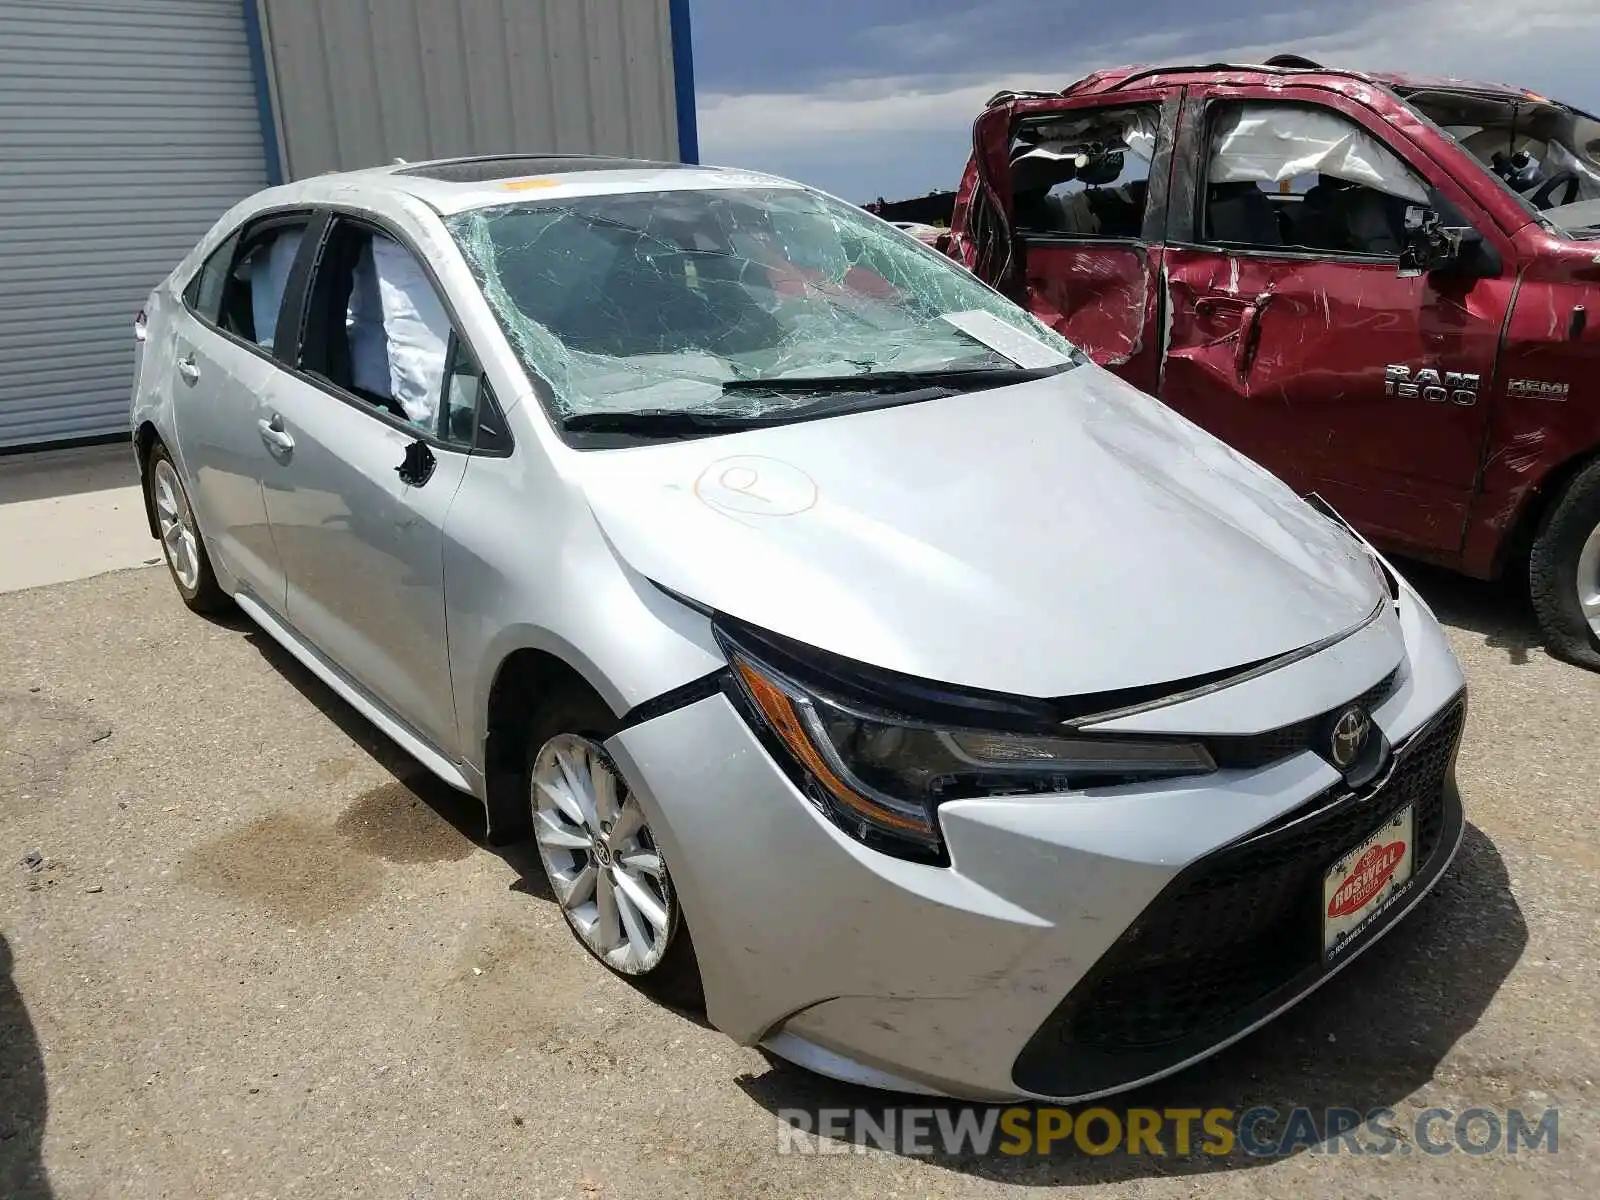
(145, 443, 230, 614)
(1529, 458, 1600, 670)
(523, 691, 704, 1009)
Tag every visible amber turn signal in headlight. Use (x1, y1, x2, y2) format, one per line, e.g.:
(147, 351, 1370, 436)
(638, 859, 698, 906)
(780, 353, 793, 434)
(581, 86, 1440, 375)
(728, 652, 1216, 861)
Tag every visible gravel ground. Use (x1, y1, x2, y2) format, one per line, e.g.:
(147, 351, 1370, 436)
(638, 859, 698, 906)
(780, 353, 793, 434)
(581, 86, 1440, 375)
(1, 562, 1596, 1199)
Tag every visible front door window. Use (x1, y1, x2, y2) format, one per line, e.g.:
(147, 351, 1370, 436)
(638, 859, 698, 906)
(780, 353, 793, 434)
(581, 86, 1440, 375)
(296, 219, 455, 436)
(1200, 102, 1431, 257)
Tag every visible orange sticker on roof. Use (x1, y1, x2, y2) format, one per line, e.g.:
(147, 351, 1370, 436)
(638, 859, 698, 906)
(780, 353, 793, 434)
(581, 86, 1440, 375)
(503, 177, 560, 191)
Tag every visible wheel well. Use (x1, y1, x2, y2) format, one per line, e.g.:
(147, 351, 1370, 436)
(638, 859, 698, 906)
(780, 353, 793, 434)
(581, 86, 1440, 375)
(481, 649, 612, 845)
(134, 422, 162, 538)
(1496, 447, 1600, 582)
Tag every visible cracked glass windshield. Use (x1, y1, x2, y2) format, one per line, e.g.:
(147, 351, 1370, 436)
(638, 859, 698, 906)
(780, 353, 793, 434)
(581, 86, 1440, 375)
(445, 186, 1082, 430)
(1404, 89, 1600, 237)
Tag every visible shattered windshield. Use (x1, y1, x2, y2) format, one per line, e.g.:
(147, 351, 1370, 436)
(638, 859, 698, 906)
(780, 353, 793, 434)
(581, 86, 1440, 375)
(1404, 89, 1600, 236)
(445, 186, 1083, 427)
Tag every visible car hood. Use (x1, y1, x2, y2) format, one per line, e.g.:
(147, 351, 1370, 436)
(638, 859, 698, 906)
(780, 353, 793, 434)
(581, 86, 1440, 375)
(568, 364, 1384, 699)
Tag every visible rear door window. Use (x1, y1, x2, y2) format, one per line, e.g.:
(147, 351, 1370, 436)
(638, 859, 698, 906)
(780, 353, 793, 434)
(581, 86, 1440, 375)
(1009, 106, 1159, 239)
(188, 217, 311, 351)
(182, 230, 241, 325)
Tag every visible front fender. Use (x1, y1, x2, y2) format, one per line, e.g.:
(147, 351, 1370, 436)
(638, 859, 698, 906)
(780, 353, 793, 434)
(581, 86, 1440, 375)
(443, 451, 726, 776)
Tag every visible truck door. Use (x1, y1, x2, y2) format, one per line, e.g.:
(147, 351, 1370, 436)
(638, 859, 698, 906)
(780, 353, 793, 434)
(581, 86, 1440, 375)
(956, 90, 1180, 393)
(1160, 86, 1515, 557)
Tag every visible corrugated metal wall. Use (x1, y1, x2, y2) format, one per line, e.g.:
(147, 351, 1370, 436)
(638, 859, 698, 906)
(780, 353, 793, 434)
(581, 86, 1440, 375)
(257, 0, 682, 179)
(0, 0, 269, 448)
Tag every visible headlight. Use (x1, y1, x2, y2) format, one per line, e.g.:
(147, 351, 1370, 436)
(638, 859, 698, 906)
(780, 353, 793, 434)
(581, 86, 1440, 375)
(724, 643, 1216, 862)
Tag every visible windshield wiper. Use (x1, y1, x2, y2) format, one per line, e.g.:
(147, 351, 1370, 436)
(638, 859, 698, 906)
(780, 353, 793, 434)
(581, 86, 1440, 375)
(561, 385, 967, 436)
(719, 363, 1072, 394)
(560, 364, 1076, 439)
(562, 408, 776, 434)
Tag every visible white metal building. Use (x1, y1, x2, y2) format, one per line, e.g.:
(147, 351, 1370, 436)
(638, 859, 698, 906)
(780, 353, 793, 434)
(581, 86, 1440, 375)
(0, 0, 697, 450)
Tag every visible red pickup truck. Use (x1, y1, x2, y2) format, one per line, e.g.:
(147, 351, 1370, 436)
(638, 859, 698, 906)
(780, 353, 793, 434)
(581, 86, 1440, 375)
(941, 54, 1600, 667)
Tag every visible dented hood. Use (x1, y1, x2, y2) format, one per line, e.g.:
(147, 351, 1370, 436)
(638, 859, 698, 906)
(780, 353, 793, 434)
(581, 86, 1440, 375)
(570, 365, 1384, 698)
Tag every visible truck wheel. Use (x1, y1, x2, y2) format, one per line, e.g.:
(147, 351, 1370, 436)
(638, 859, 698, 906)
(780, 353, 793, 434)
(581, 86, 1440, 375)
(524, 690, 704, 1011)
(1529, 459, 1600, 670)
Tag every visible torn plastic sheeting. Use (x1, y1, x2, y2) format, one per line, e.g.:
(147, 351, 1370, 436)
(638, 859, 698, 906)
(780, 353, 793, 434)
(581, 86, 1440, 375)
(1010, 107, 1158, 184)
(1209, 104, 1430, 205)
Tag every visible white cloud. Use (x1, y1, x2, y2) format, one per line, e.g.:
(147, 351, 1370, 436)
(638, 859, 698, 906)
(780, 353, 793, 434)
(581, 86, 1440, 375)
(698, 72, 1066, 153)
(698, 0, 1600, 193)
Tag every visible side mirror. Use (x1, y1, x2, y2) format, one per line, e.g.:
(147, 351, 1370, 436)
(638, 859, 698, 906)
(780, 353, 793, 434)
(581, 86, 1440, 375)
(396, 439, 436, 488)
(1451, 227, 1501, 278)
(1398, 206, 1460, 277)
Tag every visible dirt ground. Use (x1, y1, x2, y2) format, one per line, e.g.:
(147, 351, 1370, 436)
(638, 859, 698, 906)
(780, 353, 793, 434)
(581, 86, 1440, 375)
(2, 562, 1596, 1198)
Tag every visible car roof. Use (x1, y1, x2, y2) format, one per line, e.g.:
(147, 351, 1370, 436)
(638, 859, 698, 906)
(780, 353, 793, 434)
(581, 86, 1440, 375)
(1023, 57, 1539, 104)
(265, 154, 807, 218)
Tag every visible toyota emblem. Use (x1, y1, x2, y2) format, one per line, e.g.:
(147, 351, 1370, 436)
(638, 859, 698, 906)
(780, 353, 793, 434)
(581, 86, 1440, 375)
(1328, 705, 1372, 769)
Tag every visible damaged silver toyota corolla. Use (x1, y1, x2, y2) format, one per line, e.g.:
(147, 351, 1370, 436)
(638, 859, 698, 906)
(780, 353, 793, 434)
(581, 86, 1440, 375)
(131, 154, 1468, 1102)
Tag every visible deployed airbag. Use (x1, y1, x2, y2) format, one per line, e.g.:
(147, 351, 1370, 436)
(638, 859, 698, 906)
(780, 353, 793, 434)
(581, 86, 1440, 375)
(1209, 104, 1430, 205)
(347, 234, 452, 428)
(247, 229, 302, 349)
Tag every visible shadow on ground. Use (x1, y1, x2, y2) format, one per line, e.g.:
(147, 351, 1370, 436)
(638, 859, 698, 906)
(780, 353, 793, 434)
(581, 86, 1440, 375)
(0, 442, 135, 506)
(0, 934, 53, 1200)
(237, 626, 486, 846)
(234, 602, 1527, 1184)
(1393, 555, 1545, 665)
(236, 625, 710, 1025)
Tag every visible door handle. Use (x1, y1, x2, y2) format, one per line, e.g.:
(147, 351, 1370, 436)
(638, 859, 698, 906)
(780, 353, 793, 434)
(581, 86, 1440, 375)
(1235, 293, 1275, 380)
(257, 415, 295, 453)
(1194, 295, 1251, 317)
(176, 355, 201, 385)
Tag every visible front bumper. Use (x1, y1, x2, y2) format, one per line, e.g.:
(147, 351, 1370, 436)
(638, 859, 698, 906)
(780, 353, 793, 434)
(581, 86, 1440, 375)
(1011, 697, 1463, 1098)
(605, 581, 1468, 1102)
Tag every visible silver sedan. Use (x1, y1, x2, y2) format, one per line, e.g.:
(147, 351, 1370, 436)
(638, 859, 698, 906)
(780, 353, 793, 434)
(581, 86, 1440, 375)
(131, 155, 1469, 1102)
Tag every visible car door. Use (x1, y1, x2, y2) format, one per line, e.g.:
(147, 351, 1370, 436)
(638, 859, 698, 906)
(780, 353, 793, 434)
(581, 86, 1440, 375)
(1160, 86, 1515, 557)
(258, 211, 479, 757)
(958, 88, 1180, 393)
(168, 213, 311, 612)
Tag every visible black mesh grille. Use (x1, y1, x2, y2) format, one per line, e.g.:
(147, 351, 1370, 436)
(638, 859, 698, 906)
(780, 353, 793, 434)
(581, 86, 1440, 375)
(1207, 668, 1399, 770)
(1013, 697, 1465, 1095)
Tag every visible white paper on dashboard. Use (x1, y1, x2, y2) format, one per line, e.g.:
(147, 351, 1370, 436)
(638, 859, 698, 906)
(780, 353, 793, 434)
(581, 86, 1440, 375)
(939, 310, 1074, 370)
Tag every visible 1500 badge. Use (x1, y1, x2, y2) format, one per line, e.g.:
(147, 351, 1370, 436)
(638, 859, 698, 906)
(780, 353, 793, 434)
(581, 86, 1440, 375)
(1385, 366, 1480, 406)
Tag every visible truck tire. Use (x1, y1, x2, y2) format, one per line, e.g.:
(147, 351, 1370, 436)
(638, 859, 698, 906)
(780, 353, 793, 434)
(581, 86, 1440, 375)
(1529, 459, 1600, 670)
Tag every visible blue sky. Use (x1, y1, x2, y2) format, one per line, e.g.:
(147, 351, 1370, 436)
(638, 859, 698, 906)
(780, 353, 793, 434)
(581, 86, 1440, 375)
(689, 0, 1600, 201)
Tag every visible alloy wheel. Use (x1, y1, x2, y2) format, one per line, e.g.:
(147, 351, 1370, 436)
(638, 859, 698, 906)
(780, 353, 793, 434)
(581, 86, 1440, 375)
(1578, 520, 1600, 640)
(152, 458, 201, 592)
(530, 733, 676, 975)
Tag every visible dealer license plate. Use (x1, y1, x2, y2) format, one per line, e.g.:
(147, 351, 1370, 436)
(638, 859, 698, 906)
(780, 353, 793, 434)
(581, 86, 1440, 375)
(1322, 804, 1415, 958)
